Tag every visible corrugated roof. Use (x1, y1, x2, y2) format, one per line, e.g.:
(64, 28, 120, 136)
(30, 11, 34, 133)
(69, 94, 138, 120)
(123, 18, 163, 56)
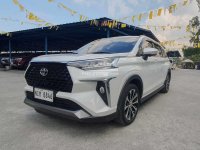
(0, 17, 159, 52)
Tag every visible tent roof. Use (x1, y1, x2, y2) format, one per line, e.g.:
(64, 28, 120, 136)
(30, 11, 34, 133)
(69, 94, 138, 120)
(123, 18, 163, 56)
(0, 17, 159, 52)
(182, 59, 194, 63)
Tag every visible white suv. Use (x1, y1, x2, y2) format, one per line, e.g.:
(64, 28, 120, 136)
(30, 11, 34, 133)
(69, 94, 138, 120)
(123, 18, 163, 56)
(24, 36, 171, 126)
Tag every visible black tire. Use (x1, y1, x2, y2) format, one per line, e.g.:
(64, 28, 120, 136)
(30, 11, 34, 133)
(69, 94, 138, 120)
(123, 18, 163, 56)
(115, 84, 140, 126)
(160, 74, 170, 93)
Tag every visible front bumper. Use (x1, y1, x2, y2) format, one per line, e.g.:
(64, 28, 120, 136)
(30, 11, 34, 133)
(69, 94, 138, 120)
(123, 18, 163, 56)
(24, 98, 117, 122)
(24, 64, 121, 121)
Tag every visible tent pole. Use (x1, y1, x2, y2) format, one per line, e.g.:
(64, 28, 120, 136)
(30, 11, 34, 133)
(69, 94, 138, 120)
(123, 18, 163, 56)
(107, 29, 110, 38)
(45, 36, 48, 55)
(8, 39, 12, 66)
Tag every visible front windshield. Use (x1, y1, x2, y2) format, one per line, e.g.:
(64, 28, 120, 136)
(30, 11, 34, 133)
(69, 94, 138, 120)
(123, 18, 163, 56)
(77, 37, 138, 54)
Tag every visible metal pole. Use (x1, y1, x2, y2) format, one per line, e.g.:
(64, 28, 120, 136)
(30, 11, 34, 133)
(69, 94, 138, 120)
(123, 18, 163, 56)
(9, 39, 11, 66)
(45, 36, 48, 55)
(107, 29, 110, 38)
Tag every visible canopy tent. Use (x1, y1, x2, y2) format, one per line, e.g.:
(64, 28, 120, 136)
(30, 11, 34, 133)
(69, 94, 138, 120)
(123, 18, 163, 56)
(182, 59, 194, 63)
(0, 17, 159, 55)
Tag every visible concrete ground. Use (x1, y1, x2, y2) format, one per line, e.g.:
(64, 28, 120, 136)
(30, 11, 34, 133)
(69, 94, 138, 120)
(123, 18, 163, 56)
(0, 69, 200, 150)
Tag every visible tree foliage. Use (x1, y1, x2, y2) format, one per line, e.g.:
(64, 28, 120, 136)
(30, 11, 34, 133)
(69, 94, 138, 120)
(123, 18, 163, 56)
(183, 47, 200, 62)
(188, 16, 200, 44)
(197, 0, 200, 11)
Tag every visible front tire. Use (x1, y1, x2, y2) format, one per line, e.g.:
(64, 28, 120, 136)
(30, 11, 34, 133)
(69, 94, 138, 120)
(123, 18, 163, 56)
(116, 84, 140, 126)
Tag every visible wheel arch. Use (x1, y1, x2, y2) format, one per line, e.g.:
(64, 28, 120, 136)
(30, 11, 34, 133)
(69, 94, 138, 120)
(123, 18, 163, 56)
(118, 75, 143, 104)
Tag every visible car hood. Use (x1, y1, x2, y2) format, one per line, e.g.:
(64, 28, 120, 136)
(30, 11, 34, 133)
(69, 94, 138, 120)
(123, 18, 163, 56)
(31, 53, 129, 63)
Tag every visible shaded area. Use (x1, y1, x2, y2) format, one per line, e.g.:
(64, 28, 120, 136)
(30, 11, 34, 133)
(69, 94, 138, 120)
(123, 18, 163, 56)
(0, 17, 159, 53)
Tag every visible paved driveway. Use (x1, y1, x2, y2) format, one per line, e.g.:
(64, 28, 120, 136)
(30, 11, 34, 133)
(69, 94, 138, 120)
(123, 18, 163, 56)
(0, 69, 200, 150)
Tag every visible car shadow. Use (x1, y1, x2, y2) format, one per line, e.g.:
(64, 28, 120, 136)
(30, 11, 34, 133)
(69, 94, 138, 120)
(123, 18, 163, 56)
(139, 92, 162, 111)
(25, 92, 162, 135)
(25, 109, 122, 137)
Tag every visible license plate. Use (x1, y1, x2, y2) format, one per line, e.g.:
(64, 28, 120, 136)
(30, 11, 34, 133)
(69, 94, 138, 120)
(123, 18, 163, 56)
(34, 88, 53, 102)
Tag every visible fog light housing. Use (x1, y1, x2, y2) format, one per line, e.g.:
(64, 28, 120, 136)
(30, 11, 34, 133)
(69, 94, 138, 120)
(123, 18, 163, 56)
(96, 81, 108, 105)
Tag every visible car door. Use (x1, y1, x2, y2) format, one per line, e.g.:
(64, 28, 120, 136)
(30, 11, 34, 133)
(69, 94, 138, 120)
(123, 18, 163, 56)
(137, 40, 160, 97)
(153, 44, 169, 86)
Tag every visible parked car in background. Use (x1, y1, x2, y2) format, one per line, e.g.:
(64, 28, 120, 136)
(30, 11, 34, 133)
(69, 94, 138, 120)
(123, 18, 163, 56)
(12, 54, 42, 70)
(24, 36, 171, 126)
(195, 62, 200, 70)
(181, 59, 195, 69)
(0, 57, 12, 67)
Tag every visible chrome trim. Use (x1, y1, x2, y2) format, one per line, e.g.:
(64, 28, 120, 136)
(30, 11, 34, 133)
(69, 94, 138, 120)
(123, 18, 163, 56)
(79, 77, 116, 107)
(103, 78, 115, 107)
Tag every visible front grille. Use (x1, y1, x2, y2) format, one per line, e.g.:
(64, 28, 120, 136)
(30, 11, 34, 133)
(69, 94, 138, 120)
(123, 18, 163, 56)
(25, 62, 73, 92)
(26, 91, 82, 111)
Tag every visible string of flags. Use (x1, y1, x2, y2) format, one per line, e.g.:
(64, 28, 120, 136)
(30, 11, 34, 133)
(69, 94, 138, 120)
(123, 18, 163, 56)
(52, 0, 192, 30)
(139, 24, 182, 31)
(47, 0, 128, 29)
(161, 35, 192, 47)
(117, 0, 192, 24)
(12, 0, 58, 29)
(0, 0, 195, 46)
(0, 17, 43, 26)
(10, 0, 194, 30)
(47, 0, 89, 21)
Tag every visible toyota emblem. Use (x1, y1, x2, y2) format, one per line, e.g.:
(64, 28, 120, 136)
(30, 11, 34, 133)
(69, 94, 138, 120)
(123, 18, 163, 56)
(40, 68, 48, 77)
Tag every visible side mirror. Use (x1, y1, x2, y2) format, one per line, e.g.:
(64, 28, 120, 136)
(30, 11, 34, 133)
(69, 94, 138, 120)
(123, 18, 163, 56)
(142, 48, 158, 60)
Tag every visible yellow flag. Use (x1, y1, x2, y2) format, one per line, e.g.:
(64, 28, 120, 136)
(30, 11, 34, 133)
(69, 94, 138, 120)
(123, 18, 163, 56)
(132, 16, 135, 23)
(109, 22, 112, 28)
(198, 43, 200, 48)
(13, 0, 24, 11)
(121, 24, 127, 28)
(80, 15, 83, 21)
(90, 20, 94, 26)
(138, 14, 142, 21)
(113, 20, 118, 28)
(186, 25, 190, 32)
(28, 12, 35, 20)
(48, 0, 54, 2)
(12, 0, 18, 5)
(149, 11, 153, 19)
(58, 3, 77, 15)
(169, 4, 176, 14)
(183, 0, 188, 6)
(169, 6, 173, 13)
(157, 8, 162, 16)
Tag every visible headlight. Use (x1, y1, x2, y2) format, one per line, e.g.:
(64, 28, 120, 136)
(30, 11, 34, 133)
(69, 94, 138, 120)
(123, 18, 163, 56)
(68, 58, 119, 70)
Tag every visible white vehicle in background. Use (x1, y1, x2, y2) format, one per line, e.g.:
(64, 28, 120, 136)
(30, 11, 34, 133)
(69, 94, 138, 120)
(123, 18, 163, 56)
(24, 36, 171, 126)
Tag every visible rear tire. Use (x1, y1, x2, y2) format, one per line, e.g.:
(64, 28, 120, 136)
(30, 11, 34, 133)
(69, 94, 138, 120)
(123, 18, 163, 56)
(160, 74, 170, 93)
(115, 84, 140, 126)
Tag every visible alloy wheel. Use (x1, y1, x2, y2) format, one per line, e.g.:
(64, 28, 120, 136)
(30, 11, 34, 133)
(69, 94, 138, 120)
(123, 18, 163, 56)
(124, 89, 139, 121)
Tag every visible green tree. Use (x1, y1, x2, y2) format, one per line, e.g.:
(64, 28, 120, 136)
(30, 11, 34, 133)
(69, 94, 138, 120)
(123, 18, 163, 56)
(197, 0, 200, 11)
(188, 16, 200, 46)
